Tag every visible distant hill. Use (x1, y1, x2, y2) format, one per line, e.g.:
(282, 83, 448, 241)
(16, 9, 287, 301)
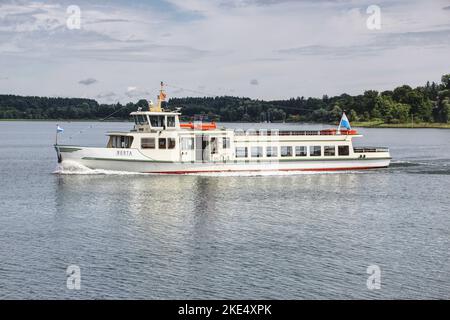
(1, 74, 449, 124)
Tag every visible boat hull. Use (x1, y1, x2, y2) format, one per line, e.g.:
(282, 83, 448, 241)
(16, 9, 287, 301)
(55, 146, 390, 174)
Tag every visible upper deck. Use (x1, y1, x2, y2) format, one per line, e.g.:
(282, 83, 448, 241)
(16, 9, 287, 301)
(234, 129, 360, 136)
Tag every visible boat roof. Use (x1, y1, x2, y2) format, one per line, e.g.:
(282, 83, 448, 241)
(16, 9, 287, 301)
(130, 111, 181, 116)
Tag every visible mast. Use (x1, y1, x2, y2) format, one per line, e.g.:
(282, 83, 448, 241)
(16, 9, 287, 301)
(150, 81, 166, 112)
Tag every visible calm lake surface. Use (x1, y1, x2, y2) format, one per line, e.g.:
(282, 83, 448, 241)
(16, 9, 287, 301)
(0, 121, 449, 299)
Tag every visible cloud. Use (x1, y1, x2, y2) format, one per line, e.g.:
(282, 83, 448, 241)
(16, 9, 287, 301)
(78, 78, 98, 85)
(125, 86, 150, 98)
(86, 18, 131, 25)
(95, 91, 117, 103)
(278, 29, 450, 58)
(250, 79, 259, 85)
(96, 91, 116, 98)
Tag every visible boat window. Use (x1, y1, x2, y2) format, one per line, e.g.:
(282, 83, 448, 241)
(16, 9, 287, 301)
(211, 137, 218, 154)
(133, 116, 138, 125)
(181, 137, 194, 150)
(150, 116, 158, 127)
(295, 146, 307, 157)
(251, 146, 263, 158)
(310, 146, 322, 156)
(338, 145, 350, 156)
(324, 146, 336, 156)
(281, 146, 293, 157)
(236, 147, 248, 158)
(125, 136, 133, 148)
(141, 138, 155, 149)
(110, 136, 116, 148)
(223, 137, 230, 149)
(266, 146, 278, 157)
(150, 116, 165, 127)
(137, 115, 148, 125)
(159, 138, 167, 149)
(168, 138, 176, 149)
(110, 136, 133, 148)
(167, 116, 176, 127)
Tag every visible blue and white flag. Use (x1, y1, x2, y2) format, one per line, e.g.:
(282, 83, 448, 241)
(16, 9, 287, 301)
(339, 113, 351, 130)
(56, 125, 64, 133)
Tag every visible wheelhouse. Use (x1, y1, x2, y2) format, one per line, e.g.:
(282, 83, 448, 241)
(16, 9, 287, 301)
(130, 111, 181, 132)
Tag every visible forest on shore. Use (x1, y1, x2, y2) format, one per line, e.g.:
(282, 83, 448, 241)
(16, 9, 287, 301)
(1, 74, 449, 126)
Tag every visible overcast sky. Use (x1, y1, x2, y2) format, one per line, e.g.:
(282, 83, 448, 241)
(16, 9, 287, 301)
(0, 0, 449, 103)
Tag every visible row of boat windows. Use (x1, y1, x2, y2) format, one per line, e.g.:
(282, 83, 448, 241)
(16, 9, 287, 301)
(142, 137, 231, 151)
(179, 137, 231, 151)
(141, 138, 176, 149)
(134, 115, 176, 128)
(235, 145, 350, 158)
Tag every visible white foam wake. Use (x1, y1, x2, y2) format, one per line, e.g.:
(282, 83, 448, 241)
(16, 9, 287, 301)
(53, 160, 147, 175)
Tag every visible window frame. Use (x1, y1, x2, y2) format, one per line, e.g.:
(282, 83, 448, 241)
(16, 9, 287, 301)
(141, 137, 155, 149)
(137, 115, 147, 125)
(235, 147, 248, 158)
(168, 138, 176, 149)
(266, 146, 278, 158)
(295, 146, 307, 157)
(222, 137, 231, 149)
(324, 146, 336, 156)
(251, 146, 263, 158)
(310, 146, 322, 157)
(159, 138, 167, 149)
(338, 145, 350, 156)
(150, 116, 164, 128)
(167, 116, 176, 127)
(280, 146, 293, 157)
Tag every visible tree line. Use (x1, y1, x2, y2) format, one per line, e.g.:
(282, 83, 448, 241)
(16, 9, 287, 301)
(1, 74, 449, 124)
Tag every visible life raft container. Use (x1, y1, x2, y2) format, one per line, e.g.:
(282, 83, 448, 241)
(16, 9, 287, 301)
(180, 122, 217, 130)
(320, 129, 337, 135)
(340, 129, 358, 135)
(320, 129, 358, 135)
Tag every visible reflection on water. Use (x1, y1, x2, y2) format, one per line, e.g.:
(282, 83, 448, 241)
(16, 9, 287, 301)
(0, 121, 449, 299)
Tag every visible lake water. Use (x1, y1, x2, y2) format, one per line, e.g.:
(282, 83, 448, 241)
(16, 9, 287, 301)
(0, 121, 449, 299)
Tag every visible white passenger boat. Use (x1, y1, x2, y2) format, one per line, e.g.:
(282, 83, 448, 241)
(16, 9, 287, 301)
(54, 84, 391, 174)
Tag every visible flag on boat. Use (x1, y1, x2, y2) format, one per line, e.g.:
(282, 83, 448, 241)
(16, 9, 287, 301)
(339, 112, 351, 130)
(56, 125, 64, 133)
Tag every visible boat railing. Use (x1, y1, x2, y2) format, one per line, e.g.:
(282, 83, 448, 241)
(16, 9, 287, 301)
(234, 129, 357, 136)
(353, 147, 389, 153)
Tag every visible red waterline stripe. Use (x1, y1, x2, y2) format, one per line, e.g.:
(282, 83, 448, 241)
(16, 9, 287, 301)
(144, 166, 389, 175)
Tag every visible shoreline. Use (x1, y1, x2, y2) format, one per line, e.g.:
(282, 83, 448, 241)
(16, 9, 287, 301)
(351, 121, 450, 129)
(1, 119, 449, 128)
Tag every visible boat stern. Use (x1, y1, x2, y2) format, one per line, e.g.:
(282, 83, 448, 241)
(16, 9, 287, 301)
(353, 146, 391, 168)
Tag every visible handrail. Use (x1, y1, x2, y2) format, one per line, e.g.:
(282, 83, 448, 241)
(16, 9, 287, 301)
(234, 129, 358, 136)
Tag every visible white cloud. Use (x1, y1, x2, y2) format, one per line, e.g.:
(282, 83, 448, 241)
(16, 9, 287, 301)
(125, 86, 150, 98)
